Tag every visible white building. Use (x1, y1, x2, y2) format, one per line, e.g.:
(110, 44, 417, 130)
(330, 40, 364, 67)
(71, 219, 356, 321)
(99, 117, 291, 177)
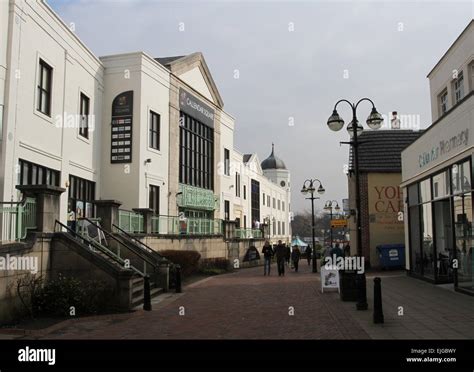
(401, 20, 473, 295)
(0, 0, 291, 243)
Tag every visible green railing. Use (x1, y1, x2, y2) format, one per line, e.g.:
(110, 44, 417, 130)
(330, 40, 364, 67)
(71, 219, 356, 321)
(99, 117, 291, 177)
(235, 228, 263, 239)
(118, 209, 144, 233)
(0, 197, 37, 242)
(151, 215, 222, 236)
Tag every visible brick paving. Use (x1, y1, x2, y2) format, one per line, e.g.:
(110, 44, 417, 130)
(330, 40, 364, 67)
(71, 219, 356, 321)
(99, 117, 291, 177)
(18, 264, 474, 340)
(31, 262, 369, 340)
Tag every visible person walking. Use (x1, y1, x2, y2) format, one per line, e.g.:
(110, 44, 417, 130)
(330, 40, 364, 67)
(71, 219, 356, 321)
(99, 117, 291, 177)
(274, 240, 286, 276)
(285, 245, 291, 267)
(261, 240, 274, 276)
(306, 245, 312, 266)
(291, 246, 301, 272)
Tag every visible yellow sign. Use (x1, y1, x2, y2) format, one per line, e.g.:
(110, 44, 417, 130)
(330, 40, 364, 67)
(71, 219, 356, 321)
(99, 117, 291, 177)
(331, 219, 348, 228)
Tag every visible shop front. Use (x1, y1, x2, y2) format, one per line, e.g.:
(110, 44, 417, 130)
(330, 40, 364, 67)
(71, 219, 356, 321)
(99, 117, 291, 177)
(402, 112, 473, 294)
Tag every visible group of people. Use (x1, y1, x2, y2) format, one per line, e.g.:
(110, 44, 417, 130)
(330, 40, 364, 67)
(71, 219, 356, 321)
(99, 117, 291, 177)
(262, 240, 304, 276)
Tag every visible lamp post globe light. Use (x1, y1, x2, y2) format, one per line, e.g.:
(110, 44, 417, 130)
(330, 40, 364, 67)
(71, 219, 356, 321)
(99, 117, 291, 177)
(301, 178, 325, 273)
(326, 98, 383, 310)
(324, 200, 340, 249)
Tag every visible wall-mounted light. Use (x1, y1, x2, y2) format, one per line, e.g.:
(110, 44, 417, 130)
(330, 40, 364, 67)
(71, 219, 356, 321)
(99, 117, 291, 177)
(65, 180, 70, 188)
(144, 158, 152, 164)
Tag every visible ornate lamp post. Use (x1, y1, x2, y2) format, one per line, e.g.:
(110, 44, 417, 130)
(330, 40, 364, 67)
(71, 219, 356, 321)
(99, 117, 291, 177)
(324, 200, 340, 249)
(327, 98, 383, 310)
(301, 179, 325, 273)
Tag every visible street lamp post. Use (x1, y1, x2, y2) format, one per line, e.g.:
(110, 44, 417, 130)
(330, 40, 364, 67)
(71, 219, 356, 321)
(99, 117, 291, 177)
(327, 98, 383, 309)
(324, 200, 340, 249)
(301, 179, 325, 273)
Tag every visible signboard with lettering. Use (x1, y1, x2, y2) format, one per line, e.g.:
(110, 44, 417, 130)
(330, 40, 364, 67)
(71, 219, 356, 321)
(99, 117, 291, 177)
(111, 91, 133, 163)
(179, 88, 215, 128)
(331, 219, 348, 228)
(320, 266, 340, 293)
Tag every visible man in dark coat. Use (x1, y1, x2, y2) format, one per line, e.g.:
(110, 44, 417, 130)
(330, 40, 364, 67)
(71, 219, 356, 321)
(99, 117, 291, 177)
(291, 246, 301, 272)
(262, 240, 274, 276)
(274, 240, 287, 276)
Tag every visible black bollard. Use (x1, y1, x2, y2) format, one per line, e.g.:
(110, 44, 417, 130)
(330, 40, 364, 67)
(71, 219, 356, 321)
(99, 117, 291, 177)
(175, 265, 182, 293)
(356, 273, 368, 310)
(143, 275, 152, 311)
(373, 277, 384, 324)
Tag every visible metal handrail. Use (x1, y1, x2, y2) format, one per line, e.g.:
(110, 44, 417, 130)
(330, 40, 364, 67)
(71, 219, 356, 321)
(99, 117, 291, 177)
(81, 217, 158, 273)
(0, 197, 37, 242)
(54, 220, 145, 277)
(112, 223, 167, 261)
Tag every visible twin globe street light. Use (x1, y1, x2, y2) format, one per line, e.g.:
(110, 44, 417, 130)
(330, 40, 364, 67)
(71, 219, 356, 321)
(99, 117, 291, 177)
(301, 179, 325, 273)
(327, 98, 383, 310)
(324, 200, 340, 249)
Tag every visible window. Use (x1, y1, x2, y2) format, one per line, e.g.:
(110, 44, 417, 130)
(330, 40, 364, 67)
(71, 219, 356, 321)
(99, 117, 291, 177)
(439, 89, 448, 116)
(453, 71, 464, 104)
(282, 222, 285, 235)
(19, 159, 59, 186)
(273, 219, 276, 235)
(243, 215, 247, 229)
(278, 200, 281, 210)
(224, 200, 230, 220)
(149, 185, 160, 214)
(79, 93, 90, 139)
(149, 111, 160, 150)
(179, 112, 214, 190)
(277, 221, 281, 235)
(37, 59, 52, 116)
(262, 193, 265, 206)
(251, 179, 260, 225)
(235, 172, 241, 197)
(68, 175, 96, 219)
(224, 148, 230, 176)
(273, 198, 276, 209)
(243, 185, 246, 200)
(282, 201, 285, 211)
(267, 195, 270, 206)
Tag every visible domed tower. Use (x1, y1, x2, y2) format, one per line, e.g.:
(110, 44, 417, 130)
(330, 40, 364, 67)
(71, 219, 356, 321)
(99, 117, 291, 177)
(261, 143, 290, 190)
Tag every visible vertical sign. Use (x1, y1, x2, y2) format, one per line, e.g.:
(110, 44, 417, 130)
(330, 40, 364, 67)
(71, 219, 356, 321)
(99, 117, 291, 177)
(111, 91, 133, 163)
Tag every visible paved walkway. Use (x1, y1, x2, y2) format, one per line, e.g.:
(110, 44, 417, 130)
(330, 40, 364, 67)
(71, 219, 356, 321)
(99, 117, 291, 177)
(12, 263, 474, 340)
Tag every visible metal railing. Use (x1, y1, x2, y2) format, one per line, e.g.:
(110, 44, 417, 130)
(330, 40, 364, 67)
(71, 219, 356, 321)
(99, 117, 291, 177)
(235, 228, 263, 239)
(0, 197, 36, 243)
(151, 215, 222, 236)
(118, 209, 144, 233)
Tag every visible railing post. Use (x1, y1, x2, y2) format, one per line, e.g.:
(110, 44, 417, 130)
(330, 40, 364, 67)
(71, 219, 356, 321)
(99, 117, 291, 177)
(93, 200, 122, 232)
(143, 275, 152, 311)
(175, 265, 182, 293)
(373, 277, 384, 324)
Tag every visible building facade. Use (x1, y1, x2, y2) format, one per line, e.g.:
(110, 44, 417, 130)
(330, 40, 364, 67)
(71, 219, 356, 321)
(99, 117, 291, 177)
(401, 20, 473, 295)
(0, 0, 291, 244)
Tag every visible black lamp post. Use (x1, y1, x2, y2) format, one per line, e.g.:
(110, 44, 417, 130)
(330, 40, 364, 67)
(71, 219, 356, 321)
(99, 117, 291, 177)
(324, 200, 340, 249)
(327, 98, 383, 309)
(301, 179, 325, 273)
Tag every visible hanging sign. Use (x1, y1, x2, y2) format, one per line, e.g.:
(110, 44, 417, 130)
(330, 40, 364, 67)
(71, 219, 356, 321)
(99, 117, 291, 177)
(111, 91, 133, 163)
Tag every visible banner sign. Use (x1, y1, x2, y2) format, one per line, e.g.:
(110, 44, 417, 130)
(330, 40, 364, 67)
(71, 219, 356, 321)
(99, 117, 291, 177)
(179, 88, 215, 128)
(320, 266, 340, 293)
(110, 91, 133, 164)
(331, 219, 348, 228)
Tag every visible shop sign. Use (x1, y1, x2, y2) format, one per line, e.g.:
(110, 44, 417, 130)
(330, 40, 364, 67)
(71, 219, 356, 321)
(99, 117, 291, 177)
(179, 88, 215, 128)
(177, 183, 217, 211)
(331, 219, 348, 228)
(110, 91, 133, 164)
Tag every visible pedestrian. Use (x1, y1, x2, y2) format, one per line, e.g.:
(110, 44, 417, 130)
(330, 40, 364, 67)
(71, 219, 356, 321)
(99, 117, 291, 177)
(330, 243, 345, 261)
(274, 240, 286, 276)
(344, 243, 350, 257)
(291, 245, 301, 272)
(255, 220, 260, 229)
(285, 244, 291, 267)
(261, 240, 274, 276)
(306, 245, 312, 266)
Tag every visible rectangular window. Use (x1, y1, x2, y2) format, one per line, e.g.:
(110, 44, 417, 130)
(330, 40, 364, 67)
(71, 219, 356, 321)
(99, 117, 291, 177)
(267, 195, 270, 206)
(235, 172, 240, 197)
(282, 201, 285, 212)
(282, 222, 285, 235)
(149, 111, 160, 150)
(439, 89, 448, 116)
(278, 200, 281, 210)
(224, 200, 230, 220)
(277, 221, 281, 235)
(453, 72, 465, 104)
(19, 159, 59, 186)
(149, 185, 160, 214)
(262, 193, 265, 206)
(79, 93, 90, 139)
(224, 148, 230, 176)
(243, 185, 246, 200)
(179, 112, 214, 190)
(243, 215, 247, 229)
(68, 175, 96, 219)
(273, 198, 276, 209)
(251, 179, 260, 225)
(37, 59, 52, 116)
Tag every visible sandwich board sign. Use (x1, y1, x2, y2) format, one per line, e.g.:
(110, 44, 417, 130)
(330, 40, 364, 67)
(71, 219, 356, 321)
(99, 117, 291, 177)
(320, 266, 340, 293)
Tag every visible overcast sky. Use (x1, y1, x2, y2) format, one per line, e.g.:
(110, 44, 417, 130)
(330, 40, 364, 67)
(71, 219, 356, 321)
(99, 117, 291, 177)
(48, 0, 473, 213)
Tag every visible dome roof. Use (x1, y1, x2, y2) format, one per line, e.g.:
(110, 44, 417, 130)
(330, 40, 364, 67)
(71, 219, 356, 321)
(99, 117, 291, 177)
(261, 144, 287, 170)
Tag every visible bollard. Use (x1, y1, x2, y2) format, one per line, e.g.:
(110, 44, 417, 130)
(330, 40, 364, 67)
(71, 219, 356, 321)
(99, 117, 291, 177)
(373, 277, 384, 324)
(175, 265, 182, 293)
(143, 275, 152, 311)
(356, 273, 368, 310)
